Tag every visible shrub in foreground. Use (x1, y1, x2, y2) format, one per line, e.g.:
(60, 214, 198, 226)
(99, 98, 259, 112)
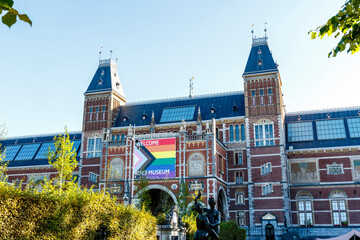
(219, 221, 246, 240)
(0, 182, 157, 240)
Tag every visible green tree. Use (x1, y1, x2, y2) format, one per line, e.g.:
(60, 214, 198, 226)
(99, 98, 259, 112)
(310, 0, 360, 57)
(47, 127, 77, 193)
(0, 124, 7, 182)
(0, 0, 31, 28)
(135, 172, 152, 211)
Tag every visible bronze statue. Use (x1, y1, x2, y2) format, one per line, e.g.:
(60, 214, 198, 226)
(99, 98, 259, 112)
(193, 191, 220, 240)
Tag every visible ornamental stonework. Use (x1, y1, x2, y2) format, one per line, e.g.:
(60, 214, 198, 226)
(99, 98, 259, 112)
(188, 152, 205, 177)
(326, 162, 344, 175)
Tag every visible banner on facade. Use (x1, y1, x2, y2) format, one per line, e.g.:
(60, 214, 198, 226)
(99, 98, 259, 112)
(133, 138, 176, 179)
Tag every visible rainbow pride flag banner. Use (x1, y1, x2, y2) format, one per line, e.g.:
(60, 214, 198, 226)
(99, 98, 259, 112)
(133, 138, 176, 179)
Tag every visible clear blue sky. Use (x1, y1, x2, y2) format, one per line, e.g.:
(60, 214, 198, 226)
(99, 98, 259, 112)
(1, 0, 359, 137)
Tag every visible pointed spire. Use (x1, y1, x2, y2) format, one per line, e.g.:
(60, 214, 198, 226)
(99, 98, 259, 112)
(189, 76, 194, 98)
(197, 107, 202, 122)
(150, 111, 156, 126)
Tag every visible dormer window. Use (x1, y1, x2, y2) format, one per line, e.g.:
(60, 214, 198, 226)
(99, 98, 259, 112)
(258, 60, 263, 66)
(233, 104, 239, 112)
(142, 114, 148, 120)
(101, 69, 105, 76)
(210, 107, 216, 114)
(116, 82, 120, 89)
(258, 48, 262, 55)
(123, 116, 128, 122)
(98, 79, 103, 85)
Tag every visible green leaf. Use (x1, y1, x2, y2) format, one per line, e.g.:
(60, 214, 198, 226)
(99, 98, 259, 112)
(0, 0, 14, 8)
(1, 11, 16, 28)
(311, 32, 317, 39)
(18, 14, 32, 26)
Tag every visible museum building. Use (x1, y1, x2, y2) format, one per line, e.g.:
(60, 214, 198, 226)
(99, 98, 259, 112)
(1, 36, 360, 239)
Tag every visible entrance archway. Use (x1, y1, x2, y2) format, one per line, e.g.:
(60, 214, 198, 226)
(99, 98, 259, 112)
(265, 223, 275, 240)
(134, 184, 177, 217)
(217, 188, 228, 222)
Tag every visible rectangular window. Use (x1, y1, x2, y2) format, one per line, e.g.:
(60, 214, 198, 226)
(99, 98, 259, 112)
(268, 89, 272, 95)
(255, 124, 274, 147)
(316, 119, 346, 140)
(288, 121, 314, 142)
(236, 192, 244, 205)
(87, 137, 102, 158)
(331, 200, 347, 226)
(235, 171, 243, 184)
(252, 90, 255, 96)
(89, 172, 98, 183)
(262, 183, 273, 195)
(234, 152, 242, 165)
(260, 90, 263, 95)
(298, 200, 313, 226)
(347, 117, 360, 138)
(237, 211, 246, 226)
(160, 106, 196, 123)
(260, 96, 264, 105)
(261, 162, 272, 175)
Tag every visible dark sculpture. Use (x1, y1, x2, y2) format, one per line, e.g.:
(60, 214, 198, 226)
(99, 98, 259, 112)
(193, 191, 220, 240)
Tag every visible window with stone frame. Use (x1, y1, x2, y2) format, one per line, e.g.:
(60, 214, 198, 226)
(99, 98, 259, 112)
(254, 119, 274, 147)
(235, 190, 245, 205)
(329, 190, 348, 226)
(108, 158, 124, 180)
(234, 152, 242, 165)
(237, 211, 246, 226)
(229, 125, 234, 142)
(261, 183, 273, 196)
(188, 153, 205, 177)
(298, 200, 313, 226)
(260, 162, 272, 175)
(296, 191, 313, 226)
(218, 155, 225, 174)
(87, 136, 102, 158)
(235, 171, 243, 184)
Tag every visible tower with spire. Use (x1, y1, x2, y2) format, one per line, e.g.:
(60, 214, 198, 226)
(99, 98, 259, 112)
(243, 27, 289, 239)
(80, 57, 126, 188)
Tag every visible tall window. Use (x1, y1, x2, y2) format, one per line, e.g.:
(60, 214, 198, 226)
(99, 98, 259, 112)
(252, 90, 256, 106)
(89, 107, 93, 122)
(298, 201, 313, 226)
(268, 88, 272, 104)
(241, 124, 245, 141)
(255, 123, 274, 147)
(229, 125, 234, 142)
(260, 89, 264, 105)
(237, 211, 246, 226)
(235, 190, 245, 205)
(102, 106, 106, 120)
(235, 125, 240, 141)
(332, 200, 347, 226)
(87, 137, 101, 158)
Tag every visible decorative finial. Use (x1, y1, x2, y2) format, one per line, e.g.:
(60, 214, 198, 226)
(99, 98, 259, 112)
(264, 22, 268, 38)
(99, 45, 103, 64)
(251, 24, 254, 39)
(110, 50, 113, 59)
(189, 76, 194, 98)
(110, 43, 114, 59)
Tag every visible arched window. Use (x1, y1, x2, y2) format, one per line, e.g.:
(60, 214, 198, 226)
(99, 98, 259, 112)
(111, 134, 115, 141)
(235, 189, 245, 205)
(108, 158, 124, 180)
(235, 125, 240, 141)
(296, 190, 313, 226)
(229, 125, 234, 142)
(329, 190, 348, 226)
(121, 134, 125, 141)
(188, 153, 205, 177)
(187, 129, 193, 135)
(116, 134, 120, 141)
(241, 124, 245, 141)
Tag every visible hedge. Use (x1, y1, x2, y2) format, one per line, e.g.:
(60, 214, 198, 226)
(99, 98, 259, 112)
(219, 221, 246, 240)
(0, 183, 157, 240)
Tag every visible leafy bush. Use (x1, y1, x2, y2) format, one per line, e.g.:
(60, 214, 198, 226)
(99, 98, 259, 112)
(219, 221, 246, 240)
(0, 182, 157, 240)
(182, 213, 197, 240)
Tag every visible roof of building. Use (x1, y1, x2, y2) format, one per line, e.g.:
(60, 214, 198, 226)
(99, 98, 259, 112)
(113, 91, 245, 128)
(285, 107, 360, 150)
(0, 132, 82, 167)
(84, 59, 126, 99)
(243, 37, 278, 76)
